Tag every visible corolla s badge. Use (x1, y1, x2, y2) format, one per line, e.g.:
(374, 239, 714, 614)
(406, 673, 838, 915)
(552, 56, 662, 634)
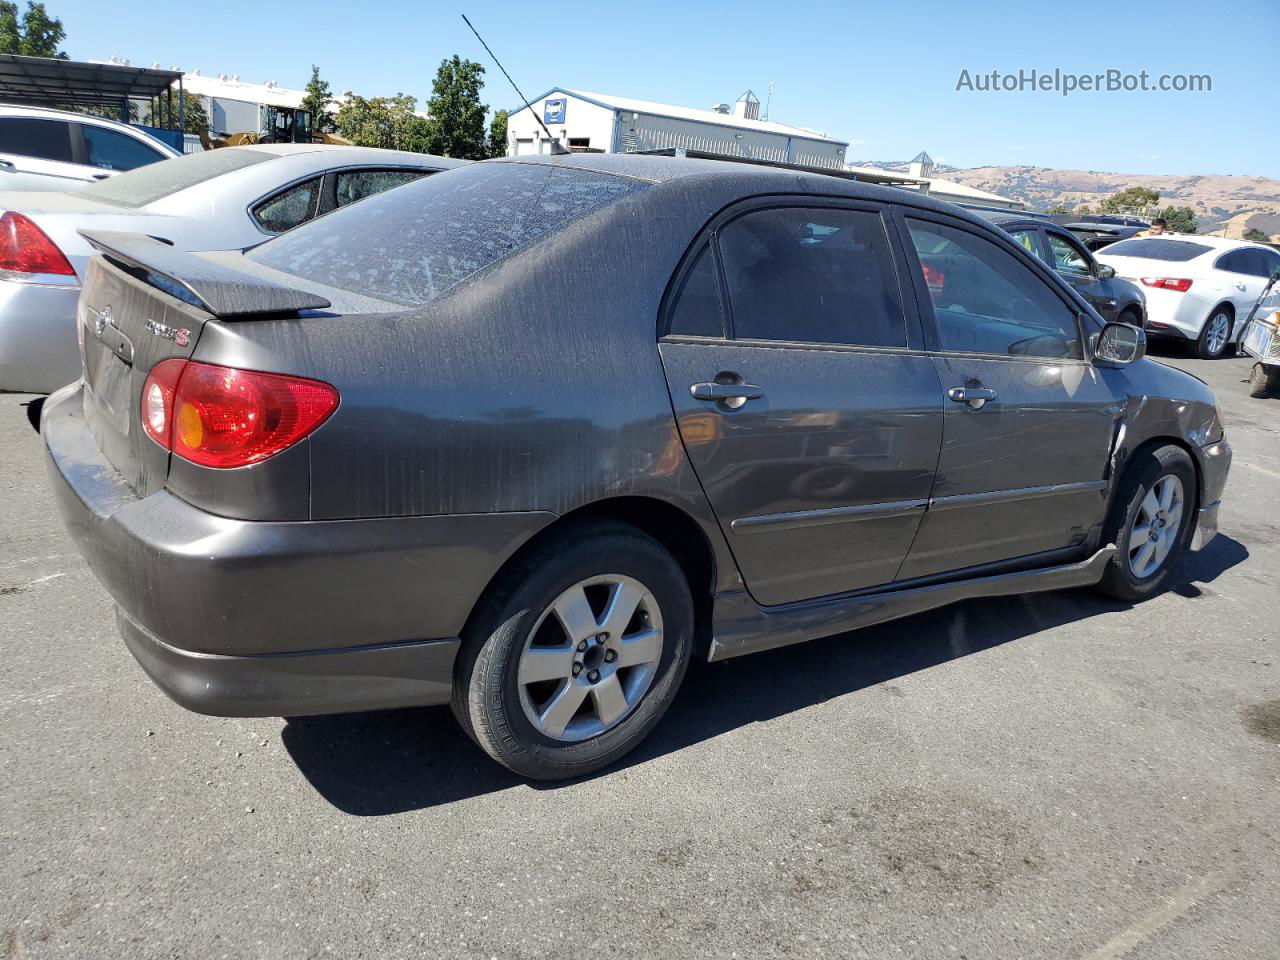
(144, 318, 190, 347)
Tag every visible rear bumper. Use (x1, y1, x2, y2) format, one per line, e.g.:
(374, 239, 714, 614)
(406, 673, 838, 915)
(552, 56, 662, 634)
(0, 277, 80, 393)
(41, 383, 556, 716)
(118, 608, 459, 717)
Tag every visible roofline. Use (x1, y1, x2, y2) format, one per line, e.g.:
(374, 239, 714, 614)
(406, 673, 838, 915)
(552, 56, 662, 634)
(508, 86, 849, 148)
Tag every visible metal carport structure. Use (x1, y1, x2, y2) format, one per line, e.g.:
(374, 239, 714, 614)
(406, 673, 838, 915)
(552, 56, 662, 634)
(0, 54, 185, 129)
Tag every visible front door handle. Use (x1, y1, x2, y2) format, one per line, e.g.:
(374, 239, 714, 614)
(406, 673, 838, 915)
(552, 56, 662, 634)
(947, 385, 998, 410)
(690, 381, 764, 408)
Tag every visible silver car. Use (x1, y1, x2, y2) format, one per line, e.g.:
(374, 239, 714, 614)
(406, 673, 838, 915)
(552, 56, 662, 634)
(0, 144, 465, 393)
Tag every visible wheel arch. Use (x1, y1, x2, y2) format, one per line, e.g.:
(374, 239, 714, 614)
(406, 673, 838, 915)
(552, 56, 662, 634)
(463, 495, 722, 658)
(1112, 435, 1204, 521)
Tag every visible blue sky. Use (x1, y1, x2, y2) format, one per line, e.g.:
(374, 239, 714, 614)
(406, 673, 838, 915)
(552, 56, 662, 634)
(52, 0, 1279, 177)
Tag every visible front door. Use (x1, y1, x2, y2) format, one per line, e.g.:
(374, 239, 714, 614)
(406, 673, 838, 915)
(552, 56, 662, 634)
(658, 202, 944, 606)
(897, 214, 1122, 580)
(1044, 228, 1120, 322)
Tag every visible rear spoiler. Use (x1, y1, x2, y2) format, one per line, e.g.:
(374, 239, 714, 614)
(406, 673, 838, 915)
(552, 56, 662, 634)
(79, 229, 331, 317)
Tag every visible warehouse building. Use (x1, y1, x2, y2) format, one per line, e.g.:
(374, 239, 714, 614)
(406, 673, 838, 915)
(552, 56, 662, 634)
(506, 88, 849, 168)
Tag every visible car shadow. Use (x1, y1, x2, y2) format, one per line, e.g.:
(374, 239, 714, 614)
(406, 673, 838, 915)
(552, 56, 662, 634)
(22, 396, 45, 432)
(282, 535, 1248, 816)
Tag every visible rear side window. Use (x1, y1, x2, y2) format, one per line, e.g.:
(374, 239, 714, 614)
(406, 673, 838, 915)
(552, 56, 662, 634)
(251, 162, 648, 306)
(334, 168, 426, 207)
(254, 177, 322, 232)
(666, 244, 723, 337)
(81, 125, 165, 171)
(717, 207, 906, 348)
(1045, 232, 1092, 276)
(81, 147, 273, 208)
(0, 117, 73, 163)
(1103, 238, 1213, 261)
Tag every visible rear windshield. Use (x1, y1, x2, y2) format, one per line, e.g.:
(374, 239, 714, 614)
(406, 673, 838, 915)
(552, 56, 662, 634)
(1101, 238, 1214, 261)
(79, 148, 274, 208)
(248, 161, 649, 306)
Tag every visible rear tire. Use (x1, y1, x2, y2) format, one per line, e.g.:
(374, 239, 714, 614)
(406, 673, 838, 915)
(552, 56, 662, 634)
(451, 521, 693, 780)
(1096, 444, 1196, 602)
(1249, 362, 1280, 399)
(1196, 306, 1233, 359)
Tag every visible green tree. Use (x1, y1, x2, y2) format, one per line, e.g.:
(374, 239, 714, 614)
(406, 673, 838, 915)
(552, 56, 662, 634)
(1101, 186, 1160, 215)
(1243, 227, 1271, 243)
(486, 108, 508, 159)
(142, 89, 208, 134)
(1075, 204, 1092, 214)
(0, 0, 66, 57)
(1044, 203, 1067, 215)
(300, 65, 335, 133)
(423, 55, 488, 159)
(335, 93, 428, 151)
(1159, 205, 1197, 234)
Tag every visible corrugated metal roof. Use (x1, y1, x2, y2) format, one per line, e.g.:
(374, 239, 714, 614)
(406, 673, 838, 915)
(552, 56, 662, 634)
(844, 165, 1021, 207)
(519, 87, 847, 145)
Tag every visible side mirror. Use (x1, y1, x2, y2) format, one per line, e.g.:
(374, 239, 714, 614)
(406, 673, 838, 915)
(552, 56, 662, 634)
(1094, 321, 1146, 367)
(1096, 263, 1116, 280)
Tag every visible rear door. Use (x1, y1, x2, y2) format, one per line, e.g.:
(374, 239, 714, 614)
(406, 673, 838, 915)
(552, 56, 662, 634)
(658, 200, 944, 606)
(897, 212, 1121, 580)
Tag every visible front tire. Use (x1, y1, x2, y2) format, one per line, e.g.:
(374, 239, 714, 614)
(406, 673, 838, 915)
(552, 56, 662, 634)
(1196, 306, 1233, 359)
(451, 521, 693, 780)
(1096, 445, 1196, 602)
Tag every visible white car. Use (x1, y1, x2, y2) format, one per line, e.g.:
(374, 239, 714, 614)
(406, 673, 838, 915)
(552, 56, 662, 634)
(0, 104, 180, 192)
(1096, 234, 1280, 359)
(0, 144, 465, 393)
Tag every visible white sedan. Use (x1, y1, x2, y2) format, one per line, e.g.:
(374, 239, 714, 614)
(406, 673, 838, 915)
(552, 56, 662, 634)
(1096, 235, 1280, 359)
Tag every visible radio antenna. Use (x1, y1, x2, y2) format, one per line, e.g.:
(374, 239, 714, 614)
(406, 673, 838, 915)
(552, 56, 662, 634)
(462, 13, 568, 155)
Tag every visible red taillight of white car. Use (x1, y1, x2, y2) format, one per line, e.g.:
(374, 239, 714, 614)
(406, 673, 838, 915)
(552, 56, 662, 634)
(142, 359, 339, 468)
(1140, 277, 1193, 292)
(0, 210, 75, 276)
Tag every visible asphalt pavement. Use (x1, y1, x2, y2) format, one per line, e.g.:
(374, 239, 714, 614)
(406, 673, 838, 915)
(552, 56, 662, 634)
(1, 347, 1277, 959)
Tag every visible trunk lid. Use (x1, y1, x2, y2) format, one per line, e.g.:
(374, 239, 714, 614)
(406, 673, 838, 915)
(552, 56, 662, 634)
(75, 231, 331, 495)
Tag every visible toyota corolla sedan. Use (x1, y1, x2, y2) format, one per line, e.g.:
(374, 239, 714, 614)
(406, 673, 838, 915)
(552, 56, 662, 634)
(43, 154, 1231, 780)
(1, 144, 464, 393)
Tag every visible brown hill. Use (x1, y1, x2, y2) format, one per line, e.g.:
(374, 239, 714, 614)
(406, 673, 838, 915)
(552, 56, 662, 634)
(853, 162, 1280, 239)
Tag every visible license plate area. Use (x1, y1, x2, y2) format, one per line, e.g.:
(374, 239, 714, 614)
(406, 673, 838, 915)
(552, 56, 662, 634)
(83, 326, 132, 435)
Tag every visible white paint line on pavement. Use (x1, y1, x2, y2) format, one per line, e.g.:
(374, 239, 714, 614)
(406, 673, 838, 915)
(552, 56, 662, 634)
(29, 573, 65, 586)
(1080, 868, 1234, 960)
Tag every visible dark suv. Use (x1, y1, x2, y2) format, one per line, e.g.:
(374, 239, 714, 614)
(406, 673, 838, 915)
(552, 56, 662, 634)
(43, 155, 1230, 779)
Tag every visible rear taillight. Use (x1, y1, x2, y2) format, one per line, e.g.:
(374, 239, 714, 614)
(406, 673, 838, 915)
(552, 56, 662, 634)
(1140, 277, 1193, 292)
(141, 360, 339, 468)
(0, 211, 75, 276)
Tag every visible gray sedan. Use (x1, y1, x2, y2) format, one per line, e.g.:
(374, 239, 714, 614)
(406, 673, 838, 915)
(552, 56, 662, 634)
(42, 155, 1231, 781)
(0, 144, 464, 393)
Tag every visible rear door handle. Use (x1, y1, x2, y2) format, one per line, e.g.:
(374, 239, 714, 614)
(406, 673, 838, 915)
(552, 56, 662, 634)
(948, 386, 998, 409)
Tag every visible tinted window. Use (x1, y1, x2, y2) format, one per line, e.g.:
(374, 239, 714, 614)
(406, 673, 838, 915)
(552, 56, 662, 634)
(1008, 228, 1039, 256)
(907, 219, 1082, 360)
(254, 177, 322, 232)
(718, 207, 905, 347)
(251, 162, 648, 306)
(81, 125, 165, 172)
(1102, 238, 1213, 262)
(666, 244, 722, 337)
(1259, 250, 1280, 279)
(335, 168, 427, 207)
(80, 147, 273, 208)
(1046, 231, 1092, 276)
(1215, 250, 1249, 274)
(0, 117, 73, 163)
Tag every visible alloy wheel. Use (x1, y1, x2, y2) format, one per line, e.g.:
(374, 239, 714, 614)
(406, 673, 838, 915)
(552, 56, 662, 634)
(1127, 474, 1184, 579)
(1205, 312, 1229, 355)
(516, 575, 664, 742)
